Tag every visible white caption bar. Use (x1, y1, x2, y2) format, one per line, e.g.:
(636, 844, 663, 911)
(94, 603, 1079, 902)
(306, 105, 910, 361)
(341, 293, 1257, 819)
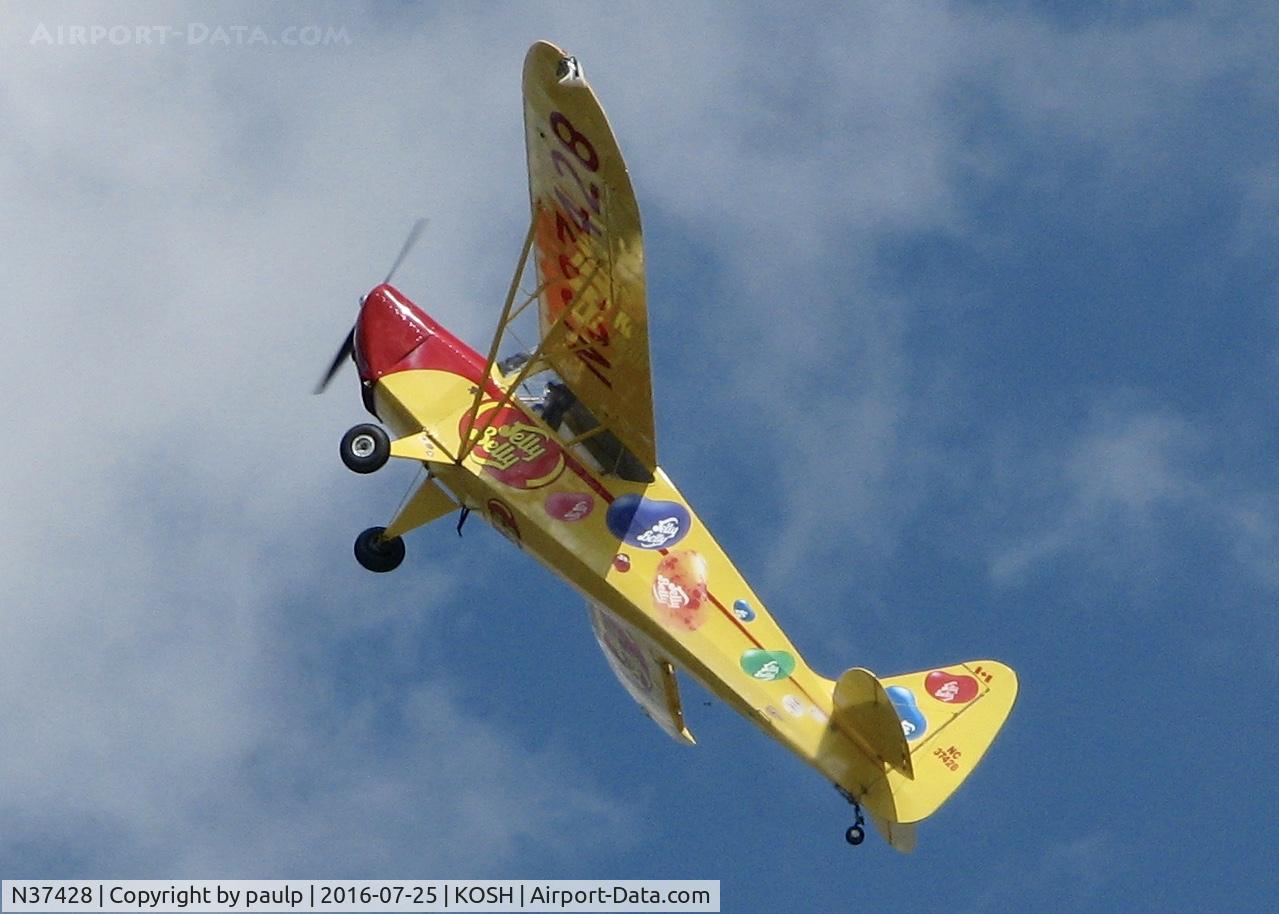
(2, 881, 719, 913)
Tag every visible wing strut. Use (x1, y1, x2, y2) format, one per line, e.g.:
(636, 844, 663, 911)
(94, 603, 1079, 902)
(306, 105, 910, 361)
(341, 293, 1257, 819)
(456, 257, 604, 462)
(458, 212, 539, 446)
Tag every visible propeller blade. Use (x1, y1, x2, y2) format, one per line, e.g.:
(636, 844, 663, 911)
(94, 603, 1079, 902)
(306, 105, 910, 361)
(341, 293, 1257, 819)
(315, 219, 425, 394)
(383, 217, 428, 285)
(314, 327, 355, 395)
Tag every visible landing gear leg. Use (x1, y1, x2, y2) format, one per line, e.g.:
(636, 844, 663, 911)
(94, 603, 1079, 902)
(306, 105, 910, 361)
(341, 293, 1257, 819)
(837, 786, 866, 846)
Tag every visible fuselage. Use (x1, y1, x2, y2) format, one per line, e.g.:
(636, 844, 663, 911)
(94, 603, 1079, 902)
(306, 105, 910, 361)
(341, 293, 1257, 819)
(354, 284, 897, 816)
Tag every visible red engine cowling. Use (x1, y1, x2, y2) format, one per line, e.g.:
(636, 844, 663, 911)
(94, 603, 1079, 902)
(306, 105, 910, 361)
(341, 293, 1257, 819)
(353, 284, 487, 383)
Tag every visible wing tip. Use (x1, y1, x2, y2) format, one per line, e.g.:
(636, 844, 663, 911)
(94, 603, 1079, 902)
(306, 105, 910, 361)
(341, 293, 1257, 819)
(525, 40, 586, 87)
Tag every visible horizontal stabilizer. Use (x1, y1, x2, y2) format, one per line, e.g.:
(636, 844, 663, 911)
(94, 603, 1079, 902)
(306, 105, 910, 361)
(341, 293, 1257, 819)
(879, 660, 1018, 824)
(832, 667, 914, 779)
(821, 660, 1017, 851)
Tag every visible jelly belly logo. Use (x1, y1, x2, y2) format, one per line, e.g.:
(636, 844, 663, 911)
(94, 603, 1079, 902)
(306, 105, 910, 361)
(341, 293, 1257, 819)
(461, 402, 564, 489)
(606, 494, 691, 550)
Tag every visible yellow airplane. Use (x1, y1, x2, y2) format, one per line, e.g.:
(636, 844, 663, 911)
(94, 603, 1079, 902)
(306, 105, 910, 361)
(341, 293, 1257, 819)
(315, 40, 1017, 852)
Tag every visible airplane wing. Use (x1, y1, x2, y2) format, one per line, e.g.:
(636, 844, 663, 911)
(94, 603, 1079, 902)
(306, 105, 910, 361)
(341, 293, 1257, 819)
(522, 41, 656, 476)
(586, 602, 694, 745)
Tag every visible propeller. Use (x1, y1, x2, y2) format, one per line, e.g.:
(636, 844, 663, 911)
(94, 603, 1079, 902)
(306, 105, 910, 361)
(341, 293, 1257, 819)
(382, 217, 427, 285)
(314, 218, 428, 395)
(314, 327, 355, 395)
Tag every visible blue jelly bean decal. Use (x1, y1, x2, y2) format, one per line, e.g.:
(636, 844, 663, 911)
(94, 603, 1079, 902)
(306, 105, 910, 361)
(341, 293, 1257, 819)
(606, 494, 691, 550)
(886, 685, 927, 741)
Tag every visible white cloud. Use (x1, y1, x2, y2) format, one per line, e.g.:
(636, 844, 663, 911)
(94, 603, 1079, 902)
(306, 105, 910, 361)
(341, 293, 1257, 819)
(691, 4, 1279, 623)
(3, 0, 1277, 878)
(989, 407, 1196, 582)
(0, 2, 642, 872)
(987, 401, 1279, 614)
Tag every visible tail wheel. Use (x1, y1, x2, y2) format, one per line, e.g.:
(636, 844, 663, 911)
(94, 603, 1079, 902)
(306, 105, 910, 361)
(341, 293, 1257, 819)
(341, 423, 390, 474)
(837, 786, 867, 847)
(354, 526, 404, 572)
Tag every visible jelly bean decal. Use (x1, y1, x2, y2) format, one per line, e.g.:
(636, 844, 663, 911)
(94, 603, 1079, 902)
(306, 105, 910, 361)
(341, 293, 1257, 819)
(740, 649, 796, 682)
(924, 670, 979, 704)
(460, 402, 565, 489)
(782, 695, 805, 717)
(544, 490, 595, 522)
(886, 685, 927, 741)
(606, 494, 690, 550)
(651, 550, 709, 630)
(612, 553, 631, 573)
(732, 599, 756, 622)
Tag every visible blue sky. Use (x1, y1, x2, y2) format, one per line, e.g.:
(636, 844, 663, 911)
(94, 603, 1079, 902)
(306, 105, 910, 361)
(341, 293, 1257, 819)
(2, 2, 1276, 911)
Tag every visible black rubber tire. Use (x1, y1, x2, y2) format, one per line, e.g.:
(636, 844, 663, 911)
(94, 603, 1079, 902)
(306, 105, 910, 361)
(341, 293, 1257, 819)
(354, 526, 405, 573)
(340, 424, 390, 474)
(845, 825, 865, 846)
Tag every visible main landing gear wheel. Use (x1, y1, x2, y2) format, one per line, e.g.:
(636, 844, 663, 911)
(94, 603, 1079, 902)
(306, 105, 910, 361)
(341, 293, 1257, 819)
(354, 526, 404, 572)
(340, 423, 390, 474)
(845, 824, 866, 846)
